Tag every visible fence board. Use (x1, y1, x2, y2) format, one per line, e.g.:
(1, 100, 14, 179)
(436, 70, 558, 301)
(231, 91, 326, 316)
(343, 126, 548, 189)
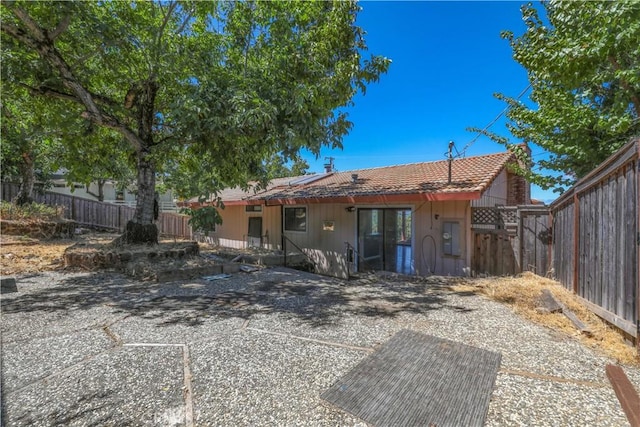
(550, 138, 638, 340)
(1, 182, 192, 240)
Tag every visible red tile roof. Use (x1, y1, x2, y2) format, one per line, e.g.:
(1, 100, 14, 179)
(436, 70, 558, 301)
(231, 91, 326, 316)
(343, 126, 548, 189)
(201, 150, 516, 205)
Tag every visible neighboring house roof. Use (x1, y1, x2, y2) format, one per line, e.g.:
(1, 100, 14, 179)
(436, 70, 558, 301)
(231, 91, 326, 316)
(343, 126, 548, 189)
(190, 150, 517, 206)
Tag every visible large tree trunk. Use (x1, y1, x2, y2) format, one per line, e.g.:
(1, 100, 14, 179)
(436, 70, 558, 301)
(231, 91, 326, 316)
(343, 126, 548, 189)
(120, 150, 158, 244)
(117, 80, 159, 245)
(14, 152, 35, 205)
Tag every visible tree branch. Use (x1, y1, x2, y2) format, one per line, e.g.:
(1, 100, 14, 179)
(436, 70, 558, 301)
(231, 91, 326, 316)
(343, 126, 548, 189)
(19, 82, 120, 110)
(3, 6, 145, 152)
(48, 14, 70, 40)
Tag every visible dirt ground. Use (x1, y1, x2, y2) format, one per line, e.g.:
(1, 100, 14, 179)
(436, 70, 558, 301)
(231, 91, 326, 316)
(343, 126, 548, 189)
(1, 231, 637, 365)
(1, 235, 73, 275)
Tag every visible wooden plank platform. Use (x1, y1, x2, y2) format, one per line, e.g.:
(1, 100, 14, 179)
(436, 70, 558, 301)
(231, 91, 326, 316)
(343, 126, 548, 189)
(321, 330, 502, 427)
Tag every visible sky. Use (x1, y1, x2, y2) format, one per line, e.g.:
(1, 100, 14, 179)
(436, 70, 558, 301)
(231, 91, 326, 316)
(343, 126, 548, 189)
(299, 1, 557, 203)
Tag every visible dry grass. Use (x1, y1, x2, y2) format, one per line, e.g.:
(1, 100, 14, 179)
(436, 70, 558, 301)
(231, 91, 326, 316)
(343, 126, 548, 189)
(0, 235, 73, 275)
(453, 272, 639, 366)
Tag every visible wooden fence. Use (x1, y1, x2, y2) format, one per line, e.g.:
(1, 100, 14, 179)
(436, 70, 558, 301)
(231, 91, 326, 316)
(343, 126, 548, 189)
(472, 205, 551, 277)
(1, 182, 192, 239)
(550, 138, 639, 339)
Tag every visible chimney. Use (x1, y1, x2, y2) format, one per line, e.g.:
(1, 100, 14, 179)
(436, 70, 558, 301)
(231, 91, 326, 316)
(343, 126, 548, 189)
(507, 143, 532, 205)
(324, 156, 334, 173)
(351, 174, 358, 183)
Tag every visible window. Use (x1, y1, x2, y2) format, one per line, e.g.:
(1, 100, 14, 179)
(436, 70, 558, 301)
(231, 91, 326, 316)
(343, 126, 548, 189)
(245, 205, 263, 213)
(443, 221, 461, 256)
(284, 207, 306, 232)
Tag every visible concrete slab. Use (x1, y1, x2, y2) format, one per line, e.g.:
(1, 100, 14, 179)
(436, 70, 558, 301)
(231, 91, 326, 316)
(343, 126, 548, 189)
(2, 329, 113, 393)
(189, 329, 367, 426)
(1, 267, 637, 426)
(3, 346, 185, 427)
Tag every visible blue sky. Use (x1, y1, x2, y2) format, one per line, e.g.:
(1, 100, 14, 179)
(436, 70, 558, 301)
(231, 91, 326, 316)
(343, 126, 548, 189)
(300, 1, 556, 203)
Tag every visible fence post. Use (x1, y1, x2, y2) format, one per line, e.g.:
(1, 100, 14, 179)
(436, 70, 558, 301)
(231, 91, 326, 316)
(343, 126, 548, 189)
(572, 192, 580, 295)
(636, 153, 640, 355)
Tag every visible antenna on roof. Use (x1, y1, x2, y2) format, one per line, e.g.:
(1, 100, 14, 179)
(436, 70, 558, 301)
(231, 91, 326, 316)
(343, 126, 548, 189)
(446, 141, 455, 184)
(323, 156, 335, 173)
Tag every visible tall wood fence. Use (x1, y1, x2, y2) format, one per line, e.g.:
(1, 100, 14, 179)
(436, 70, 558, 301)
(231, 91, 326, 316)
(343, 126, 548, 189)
(1, 182, 192, 239)
(472, 205, 551, 277)
(550, 138, 639, 339)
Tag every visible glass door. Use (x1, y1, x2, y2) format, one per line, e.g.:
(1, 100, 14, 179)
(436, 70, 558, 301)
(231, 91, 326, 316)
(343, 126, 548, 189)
(358, 208, 412, 274)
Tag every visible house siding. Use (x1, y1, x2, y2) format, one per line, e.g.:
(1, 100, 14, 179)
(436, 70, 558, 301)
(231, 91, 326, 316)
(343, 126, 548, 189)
(206, 204, 282, 250)
(413, 200, 471, 276)
(208, 200, 473, 278)
(283, 203, 356, 279)
(472, 169, 508, 207)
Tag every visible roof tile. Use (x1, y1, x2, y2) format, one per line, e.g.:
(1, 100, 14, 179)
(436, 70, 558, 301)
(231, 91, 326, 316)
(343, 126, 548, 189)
(213, 150, 515, 204)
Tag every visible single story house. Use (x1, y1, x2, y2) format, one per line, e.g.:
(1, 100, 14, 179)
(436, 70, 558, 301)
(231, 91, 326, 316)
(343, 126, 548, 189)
(48, 171, 179, 212)
(187, 148, 530, 278)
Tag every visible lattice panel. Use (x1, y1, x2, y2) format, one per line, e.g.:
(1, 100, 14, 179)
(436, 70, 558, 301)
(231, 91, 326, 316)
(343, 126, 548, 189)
(472, 207, 517, 228)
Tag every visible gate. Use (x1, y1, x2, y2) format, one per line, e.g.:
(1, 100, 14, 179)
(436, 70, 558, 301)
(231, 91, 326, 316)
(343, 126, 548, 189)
(472, 205, 551, 276)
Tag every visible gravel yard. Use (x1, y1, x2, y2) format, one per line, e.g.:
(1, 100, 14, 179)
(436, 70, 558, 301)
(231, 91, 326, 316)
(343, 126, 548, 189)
(1, 266, 638, 426)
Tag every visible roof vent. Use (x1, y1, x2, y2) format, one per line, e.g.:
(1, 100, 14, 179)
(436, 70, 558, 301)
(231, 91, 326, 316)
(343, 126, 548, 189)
(351, 173, 358, 183)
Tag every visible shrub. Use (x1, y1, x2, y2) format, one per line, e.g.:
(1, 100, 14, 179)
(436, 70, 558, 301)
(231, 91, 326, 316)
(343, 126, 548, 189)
(0, 201, 65, 221)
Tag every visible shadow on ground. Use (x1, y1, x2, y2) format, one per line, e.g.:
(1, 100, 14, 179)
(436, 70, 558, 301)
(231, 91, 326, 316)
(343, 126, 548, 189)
(1, 269, 474, 328)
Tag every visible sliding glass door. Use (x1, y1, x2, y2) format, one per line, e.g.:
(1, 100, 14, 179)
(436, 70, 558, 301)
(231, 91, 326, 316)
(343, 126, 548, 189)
(357, 208, 412, 274)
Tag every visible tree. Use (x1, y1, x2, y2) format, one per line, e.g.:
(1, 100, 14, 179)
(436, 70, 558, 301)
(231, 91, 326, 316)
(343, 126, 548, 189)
(0, 85, 63, 205)
(1, 1, 389, 243)
(487, 0, 640, 191)
(57, 127, 135, 202)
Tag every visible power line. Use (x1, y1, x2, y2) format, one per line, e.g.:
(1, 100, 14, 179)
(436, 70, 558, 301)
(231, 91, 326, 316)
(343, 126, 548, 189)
(458, 82, 533, 157)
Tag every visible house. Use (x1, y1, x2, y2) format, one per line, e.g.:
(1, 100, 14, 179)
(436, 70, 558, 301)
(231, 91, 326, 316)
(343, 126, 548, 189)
(48, 172, 179, 212)
(187, 148, 530, 278)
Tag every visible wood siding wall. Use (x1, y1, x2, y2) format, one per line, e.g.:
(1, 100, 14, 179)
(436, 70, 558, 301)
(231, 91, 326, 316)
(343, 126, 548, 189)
(413, 200, 471, 276)
(1, 183, 192, 239)
(472, 170, 508, 208)
(283, 203, 356, 279)
(550, 138, 639, 338)
(199, 205, 282, 250)
(204, 200, 473, 278)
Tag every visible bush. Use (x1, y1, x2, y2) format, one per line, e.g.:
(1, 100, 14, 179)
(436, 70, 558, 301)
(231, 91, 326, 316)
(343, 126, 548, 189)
(0, 201, 65, 221)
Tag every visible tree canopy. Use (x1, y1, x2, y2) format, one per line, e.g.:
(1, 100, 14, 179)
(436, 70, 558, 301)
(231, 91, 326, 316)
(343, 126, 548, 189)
(1, 1, 389, 242)
(488, 0, 640, 191)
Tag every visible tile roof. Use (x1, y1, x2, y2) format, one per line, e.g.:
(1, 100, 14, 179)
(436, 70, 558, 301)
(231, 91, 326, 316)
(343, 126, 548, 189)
(202, 150, 516, 205)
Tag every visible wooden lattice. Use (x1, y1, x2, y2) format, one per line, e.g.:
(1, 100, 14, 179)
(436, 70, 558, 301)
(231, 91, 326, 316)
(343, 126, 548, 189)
(471, 207, 517, 229)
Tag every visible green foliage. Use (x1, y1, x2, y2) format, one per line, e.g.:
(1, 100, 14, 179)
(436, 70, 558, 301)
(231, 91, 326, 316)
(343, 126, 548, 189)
(489, 0, 640, 191)
(0, 200, 64, 221)
(0, 84, 64, 185)
(180, 205, 222, 236)
(2, 1, 389, 230)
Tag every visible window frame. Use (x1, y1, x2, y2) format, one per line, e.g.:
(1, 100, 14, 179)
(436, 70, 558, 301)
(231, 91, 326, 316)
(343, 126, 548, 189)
(245, 205, 263, 213)
(283, 206, 307, 233)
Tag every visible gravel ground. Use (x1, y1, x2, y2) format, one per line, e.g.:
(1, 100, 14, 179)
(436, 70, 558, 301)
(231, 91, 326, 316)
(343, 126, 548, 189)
(1, 266, 638, 426)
